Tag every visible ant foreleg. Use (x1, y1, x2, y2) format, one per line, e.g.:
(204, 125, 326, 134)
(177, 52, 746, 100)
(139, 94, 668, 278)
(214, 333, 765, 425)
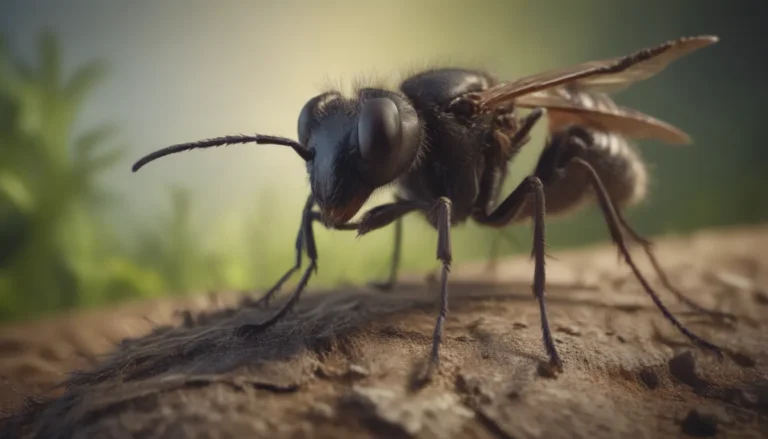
(236, 196, 320, 338)
(244, 221, 305, 308)
(247, 199, 419, 309)
(241, 196, 315, 308)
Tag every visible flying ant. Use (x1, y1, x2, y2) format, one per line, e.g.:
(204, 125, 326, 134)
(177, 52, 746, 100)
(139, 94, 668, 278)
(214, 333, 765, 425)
(133, 35, 727, 380)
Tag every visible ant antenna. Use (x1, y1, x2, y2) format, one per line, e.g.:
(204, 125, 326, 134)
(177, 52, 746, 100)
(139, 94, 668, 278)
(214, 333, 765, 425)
(131, 134, 313, 172)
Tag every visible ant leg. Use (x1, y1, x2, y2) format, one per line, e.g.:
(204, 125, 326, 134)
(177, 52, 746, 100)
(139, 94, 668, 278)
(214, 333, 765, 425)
(569, 157, 724, 358)
(243, 197, 420, 313)
(354, 201, 422, 291)
(473, 177, 563, 372)
(481, 108, 544, 273)
(244, 222, 304, 308)
(612, 208, 735, 321)
(356, 200, 421, 235)
(484, 173, 507, 273)
(246, 200, 373, 308)
(527, 177, 563, 372)
(422, 197, 454, 381)
(484, 167, 525, 274)
(236, 196, 320, 337)
(541, 127, 730, 320)
(507, 108, 545, 148)
(369, 217, 403, 291)
(241, 196, 314, 308)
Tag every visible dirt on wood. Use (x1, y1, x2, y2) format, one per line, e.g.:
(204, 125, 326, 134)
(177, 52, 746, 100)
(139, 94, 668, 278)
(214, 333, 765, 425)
(1, 224, 767, 438)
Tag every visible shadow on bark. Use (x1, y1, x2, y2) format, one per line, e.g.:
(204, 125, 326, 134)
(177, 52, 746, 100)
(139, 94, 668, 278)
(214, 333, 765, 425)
(1, 224, 767, 438)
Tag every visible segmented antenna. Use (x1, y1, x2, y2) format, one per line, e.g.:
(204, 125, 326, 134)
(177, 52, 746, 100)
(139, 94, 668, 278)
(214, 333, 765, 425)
(131, 134, 313, 172)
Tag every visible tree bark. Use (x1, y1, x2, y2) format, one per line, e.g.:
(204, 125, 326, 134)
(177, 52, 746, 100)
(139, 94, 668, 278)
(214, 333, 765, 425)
(1, 224, 767, 438)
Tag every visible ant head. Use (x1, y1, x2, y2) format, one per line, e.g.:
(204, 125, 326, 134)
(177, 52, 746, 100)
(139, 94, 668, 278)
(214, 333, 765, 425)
(130, 88, 422, 227)
(298, 88, 423, 225)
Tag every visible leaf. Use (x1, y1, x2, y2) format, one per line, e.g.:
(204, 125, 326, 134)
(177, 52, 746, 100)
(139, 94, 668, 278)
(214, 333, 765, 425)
(73, 124, 118, 159)
(64, 60, 108, 103)
(79, 147, 125, 176)
(0, 171, 35, 213)
(38, 31, 61, 88)
(101, 257, 167, 301)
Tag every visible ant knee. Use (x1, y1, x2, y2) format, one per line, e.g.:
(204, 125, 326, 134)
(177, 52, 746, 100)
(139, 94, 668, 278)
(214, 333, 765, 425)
(524, 175, 545, 190)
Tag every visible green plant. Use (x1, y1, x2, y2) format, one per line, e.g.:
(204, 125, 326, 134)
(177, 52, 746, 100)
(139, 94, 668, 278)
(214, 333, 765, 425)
(0, 31, 141, 320)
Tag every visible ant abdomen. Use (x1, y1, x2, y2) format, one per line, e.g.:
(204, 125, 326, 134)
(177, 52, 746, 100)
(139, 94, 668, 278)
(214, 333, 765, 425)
(518, 129, 649, 220)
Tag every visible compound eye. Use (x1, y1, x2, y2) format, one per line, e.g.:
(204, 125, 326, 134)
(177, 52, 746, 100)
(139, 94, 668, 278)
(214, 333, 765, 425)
(297, 92, 339, 146)
(357, 97, 402, 166)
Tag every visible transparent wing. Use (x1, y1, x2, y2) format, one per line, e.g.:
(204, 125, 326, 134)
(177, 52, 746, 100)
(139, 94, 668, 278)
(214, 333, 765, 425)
(472, 35, 718, 113)
(517, 90, 692, 144)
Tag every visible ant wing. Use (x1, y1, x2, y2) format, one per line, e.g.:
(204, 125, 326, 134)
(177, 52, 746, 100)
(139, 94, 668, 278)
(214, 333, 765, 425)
(515, 90, 692, 145)
(471, 35, 718, 113)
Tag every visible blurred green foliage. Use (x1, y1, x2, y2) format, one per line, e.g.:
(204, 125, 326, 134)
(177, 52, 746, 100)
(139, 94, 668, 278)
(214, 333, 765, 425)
(1, 32, 132, 319)
(0, 32, 209, 322)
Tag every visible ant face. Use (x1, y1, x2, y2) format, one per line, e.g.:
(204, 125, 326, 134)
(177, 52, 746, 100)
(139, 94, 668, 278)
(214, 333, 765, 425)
(298, 89, 422, 225)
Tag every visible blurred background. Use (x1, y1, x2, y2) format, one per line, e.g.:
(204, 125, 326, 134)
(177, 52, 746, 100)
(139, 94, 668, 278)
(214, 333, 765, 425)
(0, 0, 766, 324)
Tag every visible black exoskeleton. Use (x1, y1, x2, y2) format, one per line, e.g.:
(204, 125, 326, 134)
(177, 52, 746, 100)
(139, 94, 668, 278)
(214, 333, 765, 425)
(131, 35, 730, 384)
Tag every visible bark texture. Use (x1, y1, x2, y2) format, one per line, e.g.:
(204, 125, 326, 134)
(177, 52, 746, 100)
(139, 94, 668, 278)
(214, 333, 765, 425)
(1, 224, 767, 438)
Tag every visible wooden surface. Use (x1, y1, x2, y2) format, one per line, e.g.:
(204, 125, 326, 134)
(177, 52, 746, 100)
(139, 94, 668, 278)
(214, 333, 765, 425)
(1, 224, 767, 438)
